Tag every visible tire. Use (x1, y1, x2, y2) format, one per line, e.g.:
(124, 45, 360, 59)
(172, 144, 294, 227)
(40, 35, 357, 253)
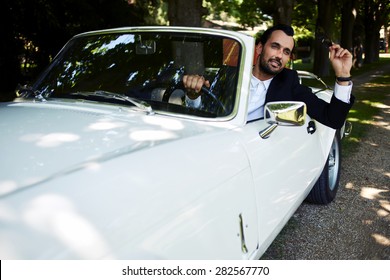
(306, 131, 341, 204)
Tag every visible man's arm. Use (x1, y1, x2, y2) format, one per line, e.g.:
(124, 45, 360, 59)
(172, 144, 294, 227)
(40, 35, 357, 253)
(182, 74, 210, 99)
(182, 75, 210, 109)
(328, 43, 354, 107)
(329, 43, 353, 87)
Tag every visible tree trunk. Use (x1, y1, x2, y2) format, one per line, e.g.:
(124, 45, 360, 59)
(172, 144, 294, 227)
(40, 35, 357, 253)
(313, 0, 335, 77)
(167, 0, 208, 74)
(363, 0, 381, 63)
(0, 0, 21, 99)
(168, 0, 206, 26)
(273, 0, 294, 25)
(340, 0, 358, 52)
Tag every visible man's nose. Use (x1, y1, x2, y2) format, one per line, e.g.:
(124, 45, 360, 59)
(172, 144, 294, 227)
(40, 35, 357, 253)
(275, 49, 283, 58)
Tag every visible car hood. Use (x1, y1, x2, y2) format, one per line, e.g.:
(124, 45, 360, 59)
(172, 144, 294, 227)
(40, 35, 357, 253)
(0, 100, 225, 197)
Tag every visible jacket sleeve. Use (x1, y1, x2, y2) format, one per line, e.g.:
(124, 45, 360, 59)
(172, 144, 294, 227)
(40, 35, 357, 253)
(291, 71, 355, 129)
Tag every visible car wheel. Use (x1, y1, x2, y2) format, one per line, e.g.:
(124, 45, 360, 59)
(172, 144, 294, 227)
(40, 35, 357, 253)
(306, 131, 341, 204)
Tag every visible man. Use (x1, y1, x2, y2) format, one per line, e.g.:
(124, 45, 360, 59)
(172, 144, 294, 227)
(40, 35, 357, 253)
(183, 24, 354, 129)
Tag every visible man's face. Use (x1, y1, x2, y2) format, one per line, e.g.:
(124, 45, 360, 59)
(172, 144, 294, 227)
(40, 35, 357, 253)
(258, 30, 294, 76)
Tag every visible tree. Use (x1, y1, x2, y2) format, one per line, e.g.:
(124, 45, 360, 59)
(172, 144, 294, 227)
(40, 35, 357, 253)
(313, 0, 336, 77)
(341, 0, 359, 52)
(167, 0, 206, 26)
(363, 0, 390, 63)
(255, 0, 294, 25)
(273, 0, 294, 25)
(0, 0, 22, 98)
(0, 0, 150, 96)
(237, 0, 263, 29)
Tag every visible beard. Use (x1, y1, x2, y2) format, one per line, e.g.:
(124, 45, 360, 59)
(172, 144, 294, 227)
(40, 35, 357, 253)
(258, 52, 283, 76)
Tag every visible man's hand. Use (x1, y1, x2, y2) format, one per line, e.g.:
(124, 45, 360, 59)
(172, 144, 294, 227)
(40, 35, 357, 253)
(329, 44, 353, 85)
(182, 75, 210, 99)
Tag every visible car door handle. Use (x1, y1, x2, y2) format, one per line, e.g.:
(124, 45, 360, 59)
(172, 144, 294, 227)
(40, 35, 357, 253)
(307, 120, 316, 134)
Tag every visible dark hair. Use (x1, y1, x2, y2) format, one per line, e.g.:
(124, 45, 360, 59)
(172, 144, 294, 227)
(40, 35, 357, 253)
(256, 24, 295, 48)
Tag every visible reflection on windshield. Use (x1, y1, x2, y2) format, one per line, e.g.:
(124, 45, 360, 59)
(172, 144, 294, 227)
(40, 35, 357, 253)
(33, 31, 241, 118)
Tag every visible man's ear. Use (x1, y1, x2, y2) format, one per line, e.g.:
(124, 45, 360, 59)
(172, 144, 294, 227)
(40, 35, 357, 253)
(255, 43, 263, 54)
(253, 43, 262, 65)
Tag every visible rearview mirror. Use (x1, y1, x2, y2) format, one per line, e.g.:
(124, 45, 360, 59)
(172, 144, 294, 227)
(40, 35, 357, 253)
(136, 40, 156, 55)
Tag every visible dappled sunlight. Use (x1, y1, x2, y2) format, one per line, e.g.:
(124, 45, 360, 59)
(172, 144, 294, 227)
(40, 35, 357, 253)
(23, 194, 112, 258)
(377, 209, 388, 217)
(343, 136, 360, 143)
(345, 117, 380, 126)
(20, 133, 80, 147)
(0, 203, 16, 222)
(362, 219, 373, 225)
(361, 99, 389, 109)
(360, 187, 388, 200)
(83, 161, 102, 171)
(371, 233, 390, 246)
(0, 180, 18, 196)
(37, 133, 80, 147)
(366, 141, 379, 147)
(87, 119, 127, 131)
(377, 198, 390, 218)
(379, 200, 390, 212)
(143, 116, 185, 131)
(362, 83, 390, 89)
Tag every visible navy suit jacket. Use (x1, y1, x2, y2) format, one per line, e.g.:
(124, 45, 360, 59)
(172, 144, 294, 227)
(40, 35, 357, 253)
(265, 68, 355, 129)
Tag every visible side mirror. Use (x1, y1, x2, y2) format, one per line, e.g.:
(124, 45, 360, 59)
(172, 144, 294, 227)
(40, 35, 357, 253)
(259, 101, 306, 139)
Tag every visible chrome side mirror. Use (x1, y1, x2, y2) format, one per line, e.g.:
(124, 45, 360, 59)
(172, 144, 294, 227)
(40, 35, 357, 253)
(259, 101, 306, 139)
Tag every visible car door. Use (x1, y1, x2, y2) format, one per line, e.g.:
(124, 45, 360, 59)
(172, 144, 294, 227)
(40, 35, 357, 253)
(236, 116, 324, 251)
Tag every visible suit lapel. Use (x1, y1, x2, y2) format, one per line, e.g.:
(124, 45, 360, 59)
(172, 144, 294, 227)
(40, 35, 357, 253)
(265, 68, 292, 103)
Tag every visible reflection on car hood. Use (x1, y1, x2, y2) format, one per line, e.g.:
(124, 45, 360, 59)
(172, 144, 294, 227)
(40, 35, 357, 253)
(0, 101, 222, 197)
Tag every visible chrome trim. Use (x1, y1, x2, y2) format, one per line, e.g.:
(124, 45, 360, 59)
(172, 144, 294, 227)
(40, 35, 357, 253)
(239, 213, 248, 254)
(259, 123, 278, 139)
(343, 121, 352, 137)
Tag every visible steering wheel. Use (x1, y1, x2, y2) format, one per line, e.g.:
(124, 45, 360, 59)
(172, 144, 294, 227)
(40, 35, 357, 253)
(162, 81, 227, 114)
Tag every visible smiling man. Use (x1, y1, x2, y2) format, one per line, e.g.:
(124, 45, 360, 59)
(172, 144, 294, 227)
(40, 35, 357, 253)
(183, 24, 355, 128)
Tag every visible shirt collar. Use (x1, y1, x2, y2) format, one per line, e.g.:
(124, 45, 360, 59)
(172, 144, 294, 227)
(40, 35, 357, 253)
(251, 74, 273, 90)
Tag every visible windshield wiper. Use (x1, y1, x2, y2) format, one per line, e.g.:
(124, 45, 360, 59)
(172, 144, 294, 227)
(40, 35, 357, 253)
(16, 86, 47, 102)
(70, 90, 154, 115)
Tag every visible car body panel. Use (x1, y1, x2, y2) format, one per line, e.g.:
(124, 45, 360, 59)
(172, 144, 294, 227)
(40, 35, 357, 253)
(0, 26, 338, 259)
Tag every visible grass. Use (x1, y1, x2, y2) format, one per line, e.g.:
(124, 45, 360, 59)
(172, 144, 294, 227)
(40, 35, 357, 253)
(341, 73, 389, 156)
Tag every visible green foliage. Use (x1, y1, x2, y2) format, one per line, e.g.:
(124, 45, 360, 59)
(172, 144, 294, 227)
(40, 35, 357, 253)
(3, 0, 151, 83)
(292, 0, 317, 30)
(237, 0, 264, 29)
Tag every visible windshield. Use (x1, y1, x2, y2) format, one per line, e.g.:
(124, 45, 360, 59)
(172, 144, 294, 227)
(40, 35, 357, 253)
(32, 31, 242, 118)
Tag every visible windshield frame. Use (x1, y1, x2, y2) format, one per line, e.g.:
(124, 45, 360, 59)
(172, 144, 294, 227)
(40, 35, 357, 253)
(30, 27, 248, 121)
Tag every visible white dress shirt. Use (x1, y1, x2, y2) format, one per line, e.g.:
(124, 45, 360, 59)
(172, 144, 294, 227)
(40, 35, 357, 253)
(247, 75, 273, 121)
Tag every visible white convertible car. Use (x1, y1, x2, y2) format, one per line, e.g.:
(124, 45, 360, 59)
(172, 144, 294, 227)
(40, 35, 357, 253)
(0, 27, 350, 259)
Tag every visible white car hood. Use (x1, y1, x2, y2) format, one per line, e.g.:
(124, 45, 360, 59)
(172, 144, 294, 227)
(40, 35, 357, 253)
(0, 100, 223, 197)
